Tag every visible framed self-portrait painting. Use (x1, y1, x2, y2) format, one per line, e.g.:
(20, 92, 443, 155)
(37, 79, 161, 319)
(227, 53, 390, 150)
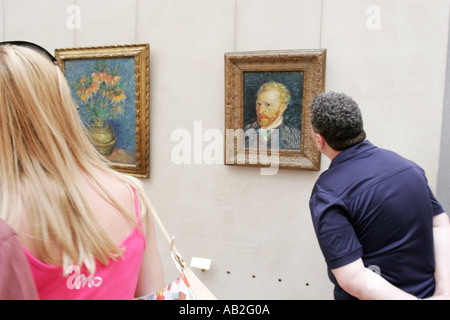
(55, 44, 150, 178)
(225, 49, 326, 171)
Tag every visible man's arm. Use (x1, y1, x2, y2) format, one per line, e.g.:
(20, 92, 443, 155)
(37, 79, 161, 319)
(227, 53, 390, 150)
(433, 212, 450, 296)
(332, 212, 450, 300)
(331, 258, 418, 300)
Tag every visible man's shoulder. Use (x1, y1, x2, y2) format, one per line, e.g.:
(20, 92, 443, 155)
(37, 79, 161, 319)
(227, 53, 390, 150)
(316, 145, 424, 199)
(371, 146, 422, 172)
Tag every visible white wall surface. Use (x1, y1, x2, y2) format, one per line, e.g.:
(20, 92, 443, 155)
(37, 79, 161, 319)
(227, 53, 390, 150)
(438, 8, 450, 213)
(1, 0, 448, 300)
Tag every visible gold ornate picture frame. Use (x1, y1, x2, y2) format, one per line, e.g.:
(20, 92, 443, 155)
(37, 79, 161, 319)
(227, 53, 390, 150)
(225, 49, 326, 171)
(55, 44, 150, 178)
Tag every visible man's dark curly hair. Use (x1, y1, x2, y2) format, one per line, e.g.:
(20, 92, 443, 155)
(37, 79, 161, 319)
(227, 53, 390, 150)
(310, 92, 366, 151)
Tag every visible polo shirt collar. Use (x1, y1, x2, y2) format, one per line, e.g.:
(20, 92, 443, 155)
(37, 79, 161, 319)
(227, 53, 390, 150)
(329, 140, 376, 169)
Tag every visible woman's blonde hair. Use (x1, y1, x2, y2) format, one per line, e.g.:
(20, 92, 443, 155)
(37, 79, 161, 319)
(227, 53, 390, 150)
(0, 44, 150, 275)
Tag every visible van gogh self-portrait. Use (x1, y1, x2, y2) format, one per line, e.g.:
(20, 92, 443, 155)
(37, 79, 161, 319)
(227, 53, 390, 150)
(243, 72, 303, 150)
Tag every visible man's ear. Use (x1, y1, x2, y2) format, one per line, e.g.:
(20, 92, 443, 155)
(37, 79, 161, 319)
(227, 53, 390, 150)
(315, 132, 325, 151)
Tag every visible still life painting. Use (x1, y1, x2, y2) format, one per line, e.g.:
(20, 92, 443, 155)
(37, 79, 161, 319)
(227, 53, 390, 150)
(68, 59, 135, 161)
(55, 44, 150, 178)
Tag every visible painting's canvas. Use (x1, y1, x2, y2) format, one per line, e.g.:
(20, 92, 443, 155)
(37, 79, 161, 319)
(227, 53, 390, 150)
(243, 71, 304, 151)
(56, 44, 150, 178)
(65, 58, 137, 165)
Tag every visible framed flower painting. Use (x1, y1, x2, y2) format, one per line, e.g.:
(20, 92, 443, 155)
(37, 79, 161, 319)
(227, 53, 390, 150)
(55, 44, 150, 178)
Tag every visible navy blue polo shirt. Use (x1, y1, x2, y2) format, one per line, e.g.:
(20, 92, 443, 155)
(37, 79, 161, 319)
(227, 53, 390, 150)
(309, 140, 445, 300)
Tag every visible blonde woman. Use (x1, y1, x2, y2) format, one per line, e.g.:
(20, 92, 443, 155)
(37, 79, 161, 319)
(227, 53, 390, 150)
(0, 42, 164, 299)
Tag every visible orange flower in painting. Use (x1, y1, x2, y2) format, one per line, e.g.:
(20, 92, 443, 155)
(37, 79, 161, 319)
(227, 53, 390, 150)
(91, 72, 100, 84)
(111, 75, 121, 86)
(111, 89, 126, 103)
(99, 72, 112, 84)
(80, 89, 89, 102)
(88, 81, 100, 94)
(74, 60, 127, 124)
(77, 87, 85, 97)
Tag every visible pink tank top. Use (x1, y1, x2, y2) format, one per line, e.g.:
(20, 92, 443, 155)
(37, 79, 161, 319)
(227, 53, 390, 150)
(23, 187, 146, 300)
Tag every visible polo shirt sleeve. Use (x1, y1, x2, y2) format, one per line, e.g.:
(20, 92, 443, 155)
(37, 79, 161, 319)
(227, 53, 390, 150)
(310, 191, 363, 270)
(427, 185, 445, 216)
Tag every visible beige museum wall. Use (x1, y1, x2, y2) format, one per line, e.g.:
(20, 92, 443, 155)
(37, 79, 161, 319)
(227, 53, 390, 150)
(1, 0, 449, 299)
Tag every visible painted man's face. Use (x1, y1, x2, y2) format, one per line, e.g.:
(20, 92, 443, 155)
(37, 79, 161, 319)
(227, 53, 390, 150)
(255, 89, 287, 128)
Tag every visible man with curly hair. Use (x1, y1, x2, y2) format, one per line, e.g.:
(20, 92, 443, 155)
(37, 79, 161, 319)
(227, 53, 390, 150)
(309, 91, 450, 300)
